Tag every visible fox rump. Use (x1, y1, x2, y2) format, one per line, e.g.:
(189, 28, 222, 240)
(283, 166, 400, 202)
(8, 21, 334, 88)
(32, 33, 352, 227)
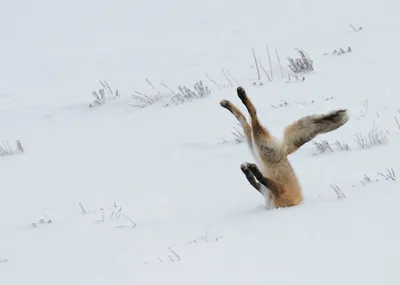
(220, 87, 349, 208)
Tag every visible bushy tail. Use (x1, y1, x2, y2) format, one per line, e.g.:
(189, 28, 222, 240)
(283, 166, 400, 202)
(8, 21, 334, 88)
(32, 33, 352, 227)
(282, 109, 349, 155)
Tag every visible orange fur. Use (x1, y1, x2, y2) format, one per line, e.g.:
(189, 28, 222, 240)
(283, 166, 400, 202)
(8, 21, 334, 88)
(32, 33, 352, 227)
(220, 87, 349, 208)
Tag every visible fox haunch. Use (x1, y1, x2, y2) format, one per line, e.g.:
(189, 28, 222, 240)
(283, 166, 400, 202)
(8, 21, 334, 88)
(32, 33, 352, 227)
(220, 87, 349, 208)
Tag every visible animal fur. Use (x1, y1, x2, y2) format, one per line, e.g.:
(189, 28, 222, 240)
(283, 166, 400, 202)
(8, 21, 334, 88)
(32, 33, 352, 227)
(220, 87, 349, 208)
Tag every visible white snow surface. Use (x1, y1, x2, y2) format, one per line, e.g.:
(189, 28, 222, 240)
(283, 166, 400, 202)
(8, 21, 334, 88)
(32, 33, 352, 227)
(1, 0, 400, 284)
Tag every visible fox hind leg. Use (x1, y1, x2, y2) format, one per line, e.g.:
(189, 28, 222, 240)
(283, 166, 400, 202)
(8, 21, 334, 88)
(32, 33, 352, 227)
(220, 99, 257, 158)
(235, 87, 284, 164)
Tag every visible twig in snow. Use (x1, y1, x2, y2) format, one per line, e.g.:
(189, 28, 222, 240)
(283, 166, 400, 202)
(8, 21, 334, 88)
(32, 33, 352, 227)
(205, 73, 221, 89)
(113, 215, 137, 230)
(186, 228, 224, 244)
(353, 123, 388, 149)
(16, 140, 24, 152)
(266, 46, 273, 80)
(31, 214, 53, 228)
(145, 78, 161, 94)
(161, 83, 178, 96)
(377, 168, 396, 181)
(131, 91, 161, 108)
(110, 206, 123, 219)
(164, 80, 211, 107)
(275, 49, 284, 79)
(78, 202, 87, 214)
(330, 184, 346, 199)
(313, 140, 333, 153)
(218, 123, 245, 145)
(123, 215, 137, 227)
(256, 58, 272, 82)
(361, 174, 372, 186)
(231, 125, 245, 143)
(100, 80, 114, 97)
(0, 140, 24, 157)
(96, 208, 105, 223)
(395, 117, 400, 130)
(334, 141, 350, 151)
(168, 247, 181, 262)
(89, 80, 120, 108)
(221, 69, 233, 87)
(252, 48, 261, 80)
(287, 49, 314, 74)
(359, 99, 368, 117)
(225, 69, 240, 86)
(349, 24, 363, 32)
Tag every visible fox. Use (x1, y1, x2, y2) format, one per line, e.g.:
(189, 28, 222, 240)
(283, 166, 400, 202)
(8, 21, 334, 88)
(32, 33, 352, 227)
(220, 87, 349, 209)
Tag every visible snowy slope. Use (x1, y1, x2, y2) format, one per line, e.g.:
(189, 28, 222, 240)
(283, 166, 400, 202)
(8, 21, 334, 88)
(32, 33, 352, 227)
(1, 0, 400, 284)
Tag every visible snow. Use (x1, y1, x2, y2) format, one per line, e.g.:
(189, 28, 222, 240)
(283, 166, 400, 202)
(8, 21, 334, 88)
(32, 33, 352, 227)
(1, 0, 400, 284)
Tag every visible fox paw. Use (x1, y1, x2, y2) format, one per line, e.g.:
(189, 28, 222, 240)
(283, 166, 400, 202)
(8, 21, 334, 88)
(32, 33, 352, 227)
(236, 86, 247, 101)
(246, 163, 259, 172)
(240, 163, 248, 171)
(240, 162, 255, 171)
(220, 99, 232, 109)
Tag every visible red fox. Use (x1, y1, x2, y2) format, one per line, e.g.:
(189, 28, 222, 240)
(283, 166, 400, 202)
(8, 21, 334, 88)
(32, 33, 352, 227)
(220, 87, 349, 208)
